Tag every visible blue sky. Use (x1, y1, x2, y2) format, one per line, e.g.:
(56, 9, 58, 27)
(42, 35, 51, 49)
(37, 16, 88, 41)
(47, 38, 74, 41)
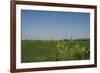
(21, 10, 90, 40)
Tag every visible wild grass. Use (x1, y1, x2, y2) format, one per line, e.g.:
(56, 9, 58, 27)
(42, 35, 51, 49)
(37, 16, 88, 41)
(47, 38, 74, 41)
(21, 39, 90, 63)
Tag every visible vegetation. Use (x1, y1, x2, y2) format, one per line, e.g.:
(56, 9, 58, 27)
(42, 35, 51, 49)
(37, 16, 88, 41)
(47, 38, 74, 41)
(21, 39, 90, 63)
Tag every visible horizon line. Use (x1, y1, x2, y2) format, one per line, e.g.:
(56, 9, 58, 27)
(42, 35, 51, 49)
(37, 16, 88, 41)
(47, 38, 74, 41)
(21, 38, 90, 41)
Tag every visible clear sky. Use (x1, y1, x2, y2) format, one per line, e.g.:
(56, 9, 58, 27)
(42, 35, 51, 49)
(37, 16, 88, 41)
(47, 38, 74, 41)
(21, 10, 90, 40)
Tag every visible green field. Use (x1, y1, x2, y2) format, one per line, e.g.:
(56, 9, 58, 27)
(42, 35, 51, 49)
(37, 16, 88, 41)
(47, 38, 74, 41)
(21, 39, 90, 63)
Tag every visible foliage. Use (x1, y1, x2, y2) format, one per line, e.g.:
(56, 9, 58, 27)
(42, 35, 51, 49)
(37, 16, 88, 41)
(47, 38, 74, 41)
(21, 39, 90, 63)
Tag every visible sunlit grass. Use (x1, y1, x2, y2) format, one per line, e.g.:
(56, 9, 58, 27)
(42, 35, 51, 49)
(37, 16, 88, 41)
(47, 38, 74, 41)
(21, 39, 90, 63)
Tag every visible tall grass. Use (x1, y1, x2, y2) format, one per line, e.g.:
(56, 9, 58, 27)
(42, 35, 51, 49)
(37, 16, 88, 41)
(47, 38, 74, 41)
(21, 39, 90, 63)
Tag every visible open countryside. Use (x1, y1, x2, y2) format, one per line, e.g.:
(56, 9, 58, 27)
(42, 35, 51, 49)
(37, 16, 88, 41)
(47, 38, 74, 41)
(21, 10, 90, 63)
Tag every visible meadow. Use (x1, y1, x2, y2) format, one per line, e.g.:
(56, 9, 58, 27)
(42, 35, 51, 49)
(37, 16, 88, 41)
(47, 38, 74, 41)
(21, 39, 90, 63)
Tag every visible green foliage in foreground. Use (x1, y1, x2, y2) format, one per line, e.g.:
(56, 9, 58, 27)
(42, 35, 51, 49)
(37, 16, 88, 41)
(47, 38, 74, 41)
(21, 39, 90, 63)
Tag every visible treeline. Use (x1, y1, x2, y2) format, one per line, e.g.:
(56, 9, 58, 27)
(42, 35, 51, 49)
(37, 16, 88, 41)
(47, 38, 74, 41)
(22, 38, 90, 41)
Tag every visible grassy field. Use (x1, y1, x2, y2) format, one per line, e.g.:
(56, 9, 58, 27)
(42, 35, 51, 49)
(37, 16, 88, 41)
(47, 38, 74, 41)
(21, 39, 90, 63)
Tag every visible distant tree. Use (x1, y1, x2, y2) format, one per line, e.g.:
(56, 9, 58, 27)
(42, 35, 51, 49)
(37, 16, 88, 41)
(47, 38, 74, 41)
(63, 39, 68, 41)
